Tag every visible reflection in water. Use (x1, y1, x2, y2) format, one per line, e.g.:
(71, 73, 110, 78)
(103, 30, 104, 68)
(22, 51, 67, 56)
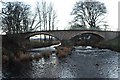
(2, 46, 119, 78)
(41, 57, 45, 65)
(50, 53, 58, 65)
(86, 46, 92, 49)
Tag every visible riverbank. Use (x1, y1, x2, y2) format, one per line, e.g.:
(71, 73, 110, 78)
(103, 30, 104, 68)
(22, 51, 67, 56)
(2, 35, 61, 63)
(96, 35, 120, 52)
(2, 46, 73, 63)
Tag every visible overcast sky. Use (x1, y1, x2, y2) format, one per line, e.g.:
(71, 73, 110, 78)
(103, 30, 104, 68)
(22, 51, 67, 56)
(0, 0, 120, 31)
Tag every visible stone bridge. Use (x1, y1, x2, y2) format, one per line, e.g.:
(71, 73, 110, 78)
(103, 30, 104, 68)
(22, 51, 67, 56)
(17, 30, 120, 41)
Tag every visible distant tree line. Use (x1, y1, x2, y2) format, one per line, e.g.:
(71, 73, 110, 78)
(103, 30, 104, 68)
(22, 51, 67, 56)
(1, 0, 108, 34)
(1, 1, 57, 34)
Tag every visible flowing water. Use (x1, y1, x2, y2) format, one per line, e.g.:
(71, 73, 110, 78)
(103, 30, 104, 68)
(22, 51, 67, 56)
(2, 45, 120, 79)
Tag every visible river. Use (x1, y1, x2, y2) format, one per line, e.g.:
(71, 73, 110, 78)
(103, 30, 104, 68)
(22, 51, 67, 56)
(2, 45, 120, 79)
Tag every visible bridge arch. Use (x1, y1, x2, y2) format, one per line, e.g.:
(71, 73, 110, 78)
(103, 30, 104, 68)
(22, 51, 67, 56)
(70, 32, 105, 46)
(24, 32, 60, 40)
(70, 31, 105, 40)
(81, 32, 105, 40)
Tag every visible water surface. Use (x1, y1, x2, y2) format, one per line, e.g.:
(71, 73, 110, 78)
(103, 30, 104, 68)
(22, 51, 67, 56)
(2, 46, 119, 78)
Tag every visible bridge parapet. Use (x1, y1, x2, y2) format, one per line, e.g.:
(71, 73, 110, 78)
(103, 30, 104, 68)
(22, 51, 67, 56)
(9, 30, 120, 41)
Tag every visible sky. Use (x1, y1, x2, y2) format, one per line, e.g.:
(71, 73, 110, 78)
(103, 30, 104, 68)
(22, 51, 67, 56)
(0, 0, 120, 31)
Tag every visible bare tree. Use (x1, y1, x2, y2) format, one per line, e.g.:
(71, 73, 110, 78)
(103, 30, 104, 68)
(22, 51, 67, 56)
(52, 10, 57, 30)
(48, 3, 52, 31)
(33, 1, 57, 31)
(29, 2, 42, 31)
(41, 1, 47, 31)
(47, 3, 57, 31)
(33, 1, 57, 40)
(2, 1, 31, 34)
(71, 0, 107, 30)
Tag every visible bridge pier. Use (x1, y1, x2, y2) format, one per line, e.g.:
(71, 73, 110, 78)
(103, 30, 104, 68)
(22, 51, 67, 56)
(60, 40, 74, 47)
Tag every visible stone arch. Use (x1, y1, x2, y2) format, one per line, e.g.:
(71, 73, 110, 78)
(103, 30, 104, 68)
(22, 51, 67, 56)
(70, 32, 105, 46)
(81, 32, 105, 40)
(24, 32, 60, 40)
(70, 31, 105, 40)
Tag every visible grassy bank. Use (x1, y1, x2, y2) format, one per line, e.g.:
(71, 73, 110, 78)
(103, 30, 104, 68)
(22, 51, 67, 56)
(98, 35, 120, 52)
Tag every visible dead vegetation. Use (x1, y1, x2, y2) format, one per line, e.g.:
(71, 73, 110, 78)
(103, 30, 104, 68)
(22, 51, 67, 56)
(56, 47, 72, 58)
(2, 46, 73, 63)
